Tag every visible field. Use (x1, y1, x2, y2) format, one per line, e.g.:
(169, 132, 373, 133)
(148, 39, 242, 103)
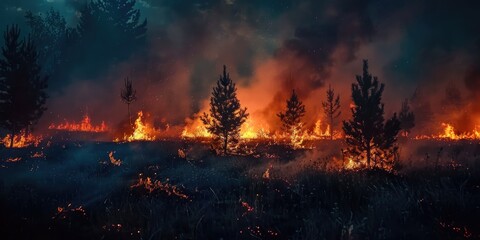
(0, 139, 479, 239)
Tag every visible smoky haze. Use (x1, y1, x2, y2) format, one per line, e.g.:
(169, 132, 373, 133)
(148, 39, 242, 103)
(2, 0, 480, 136)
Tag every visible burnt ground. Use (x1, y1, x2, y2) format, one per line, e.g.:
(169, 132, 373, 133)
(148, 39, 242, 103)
(0, 139, 479, 239)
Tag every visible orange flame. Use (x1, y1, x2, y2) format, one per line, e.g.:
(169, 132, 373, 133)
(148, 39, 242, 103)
(108, 151, 122, 166)
(115, 111, 156, 142)
(2, 130, 42, 148)
(130, 175, 188, 199)
(414, 123, 480, 140)
(49, 114, 108, 132)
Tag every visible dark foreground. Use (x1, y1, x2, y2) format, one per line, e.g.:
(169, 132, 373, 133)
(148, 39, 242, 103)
(0, 140, 479, 239)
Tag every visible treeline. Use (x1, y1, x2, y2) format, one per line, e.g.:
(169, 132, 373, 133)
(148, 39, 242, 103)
(0, 0, 147, 147)
(203, 61, 415, 170)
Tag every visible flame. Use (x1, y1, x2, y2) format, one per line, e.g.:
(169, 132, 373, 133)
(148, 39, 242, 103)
(181, 125, 211, 138)
(344, 157, 360, 170)
(130, 175, 188, 199)
(2, 130, 42, 148)
(262, 164, 272, 179)
(290, 123, 305, 149)
(240, 201, 254, 216)
(115, 111, 156, 142)
(414, 123, 480, 140)
(31, 152, 45, 158)
(108, 151, 122, 166)
(49, 114, 108, 132)
(6, 157, 22, 162)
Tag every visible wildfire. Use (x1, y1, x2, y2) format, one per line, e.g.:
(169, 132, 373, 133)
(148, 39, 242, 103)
(240, 200, 254, 216)
(108, 151, 122, 166)
(6, 157, 22, 162)
(130, 175, 189, 199)
(344, 157, 361, 170)
(313, 120, 331, 138)
(240, 118, 270, 139)
(414, 123, 480, 140)
(48, 114, 108, 132)
(262, 164, 272, 179)
(181, 125, 211, 138)
(53, 203, 86, 220)
(290, 124, 305, 149)
(1, 130, 42, 148)
(115, 111, 156, 142)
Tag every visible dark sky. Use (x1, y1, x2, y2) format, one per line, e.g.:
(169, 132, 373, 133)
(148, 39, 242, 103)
(1, 0, 480, 133)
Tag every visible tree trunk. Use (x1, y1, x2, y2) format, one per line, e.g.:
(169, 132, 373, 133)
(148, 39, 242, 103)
(224, 133, 228, 155)
(9, 126, 15, 148)
(330, 115, 334, 140)
(127, 103, 131, 126)
(366, 145, 371, 168)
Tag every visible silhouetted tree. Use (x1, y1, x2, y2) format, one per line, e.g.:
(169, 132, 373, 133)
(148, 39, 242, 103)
(201, 65, 248, 155)
(25, 8, 77, 89)
(121, 77, 137, 125)
(76, 0, 147, 75)
(0, 25, 48, 147)
(322, 84, 341, 139)
(398, 98, 415, 137)
(278, 90, 306, 134)
(343, 60, 400, 169)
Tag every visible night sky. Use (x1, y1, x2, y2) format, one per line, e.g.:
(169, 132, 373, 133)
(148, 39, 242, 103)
(1, 0, 480, 134)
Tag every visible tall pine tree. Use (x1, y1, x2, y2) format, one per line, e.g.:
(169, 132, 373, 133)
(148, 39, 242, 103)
(343, 60, 400, 168)
(0, 25, 48, 148)
(398, 98, 415, 137)
(120, 77, 137, 126)
(201, 65, 248, 155)
(278, 89, 306, 133)
(322, 84, 341, 139)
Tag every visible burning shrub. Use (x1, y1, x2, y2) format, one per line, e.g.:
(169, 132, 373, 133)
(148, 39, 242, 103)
(1, 130, 42, 148)
(48, 114, 108, 132)
(130, 174, 189, 200)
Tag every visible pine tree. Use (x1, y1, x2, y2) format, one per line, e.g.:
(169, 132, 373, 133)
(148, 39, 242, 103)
(342, 60, 400, 168)
(0, 25, 48, 148)
(201, 65, 248, 155)
(278, 90, 306, 133)
(120, 77, 137, 126)
(322, 84, 341, 139)
(398, 98, 415, 137)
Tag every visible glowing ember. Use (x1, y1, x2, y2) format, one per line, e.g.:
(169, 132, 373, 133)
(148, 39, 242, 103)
(1, 130, 42, 148)
(108, 151, 122, 166)
(344, 157, 361, 170)
(53, 203, 86, 220)
(6, 157, 22, 162)
(240, 201, 254, 216)
(49, 114, 108, 132)
(262, 164, 272, 179)
(115, 111, 156, 142)
(130, 175, 188, 199)
(31, 151, 45, 158)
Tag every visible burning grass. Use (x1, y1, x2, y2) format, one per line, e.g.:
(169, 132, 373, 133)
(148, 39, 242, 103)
(114, 111, 156, 142)
(0, 140, 479, 239)
(48, 114, 108, 132)
(1, 130, 42, 148)
(130, 174, 189, 199)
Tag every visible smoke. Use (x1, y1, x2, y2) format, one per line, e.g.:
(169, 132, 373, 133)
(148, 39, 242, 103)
(2, 0, 479, 136)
